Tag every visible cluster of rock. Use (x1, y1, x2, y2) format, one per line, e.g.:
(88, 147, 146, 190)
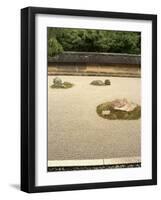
(90, 79, 111, 86)
(52, 77, 73, 89)
(102, 99, 137, 116)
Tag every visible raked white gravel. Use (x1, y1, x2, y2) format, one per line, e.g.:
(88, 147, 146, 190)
(48, 76, 141, 163)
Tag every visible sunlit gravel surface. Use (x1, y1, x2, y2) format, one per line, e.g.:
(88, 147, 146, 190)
(48, 76, 141, 161)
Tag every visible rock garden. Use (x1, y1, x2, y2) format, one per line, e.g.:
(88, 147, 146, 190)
(97, 98, 141, 120)
(90, 79, 111, 86)
(51, 77, 74, 89)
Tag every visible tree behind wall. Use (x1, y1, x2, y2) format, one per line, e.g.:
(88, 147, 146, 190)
(47, 28, 141, 56)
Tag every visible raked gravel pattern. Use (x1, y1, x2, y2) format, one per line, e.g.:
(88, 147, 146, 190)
(48, 76, 141, 161)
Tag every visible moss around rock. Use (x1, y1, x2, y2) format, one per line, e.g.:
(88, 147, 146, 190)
(51, 77, 74, 89)
(96, 99, 141, 120)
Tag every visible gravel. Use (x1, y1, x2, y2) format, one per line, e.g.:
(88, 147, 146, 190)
(48, 76, 141, 162)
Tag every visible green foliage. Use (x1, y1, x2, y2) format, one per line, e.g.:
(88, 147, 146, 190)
(48, 37, 63, 56)
(48, 28, 141, 56)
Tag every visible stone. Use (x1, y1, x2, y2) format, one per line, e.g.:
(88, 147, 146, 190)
(111, 99, 128, 108)
(102, 110, 111, 115)
(53, 77, 63, 86)
(116, 103, 137, 112)
(111, 98, 137, 112)
(90, 80, 104, 86)
(61, 84, 66, 88)
(104, 79, 111, 85)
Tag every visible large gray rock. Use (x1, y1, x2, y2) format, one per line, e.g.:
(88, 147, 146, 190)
(90, 80, 104, 86)
(104, 79, 111, 85)
(53, 77, 63, 86)
(111, 98, 137, 112)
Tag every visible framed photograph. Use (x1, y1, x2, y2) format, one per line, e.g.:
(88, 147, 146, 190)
(21, 7, 157, 193)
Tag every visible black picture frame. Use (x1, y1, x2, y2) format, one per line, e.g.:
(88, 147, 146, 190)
(21, 6, 157, 193)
